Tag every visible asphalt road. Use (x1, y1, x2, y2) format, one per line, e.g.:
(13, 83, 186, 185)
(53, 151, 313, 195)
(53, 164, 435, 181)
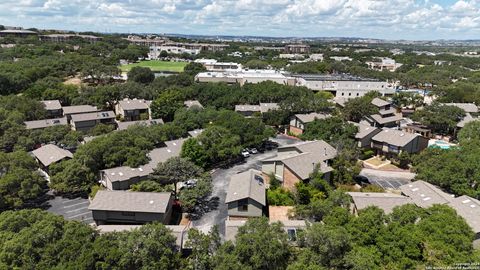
(192, 134, 299, 237)
(46, 195, 93, 225)
(360, 168, 415, 190)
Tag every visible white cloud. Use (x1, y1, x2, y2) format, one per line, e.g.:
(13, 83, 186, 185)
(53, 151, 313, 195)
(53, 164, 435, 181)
(0, 0, 480, 39)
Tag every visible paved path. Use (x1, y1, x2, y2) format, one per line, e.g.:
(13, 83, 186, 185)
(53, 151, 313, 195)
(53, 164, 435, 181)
(360, 168, 415, 190)
(192, 134, 299, 237)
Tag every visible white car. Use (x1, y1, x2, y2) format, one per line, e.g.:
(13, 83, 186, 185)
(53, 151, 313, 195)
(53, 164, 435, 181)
(241, 150, 250, 158)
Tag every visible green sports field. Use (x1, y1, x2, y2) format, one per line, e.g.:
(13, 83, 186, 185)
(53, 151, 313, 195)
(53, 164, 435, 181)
(119, 60, 188, 73)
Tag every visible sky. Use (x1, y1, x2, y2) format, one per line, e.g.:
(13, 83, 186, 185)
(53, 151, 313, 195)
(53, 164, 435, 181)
(1, 0, 480, 40)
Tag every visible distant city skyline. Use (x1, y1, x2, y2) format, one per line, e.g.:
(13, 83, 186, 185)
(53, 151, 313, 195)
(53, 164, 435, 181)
(1, 0, 480, 40)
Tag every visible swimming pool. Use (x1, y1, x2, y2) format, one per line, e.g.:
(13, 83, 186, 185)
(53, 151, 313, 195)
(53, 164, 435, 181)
(428, 140, 453, 149)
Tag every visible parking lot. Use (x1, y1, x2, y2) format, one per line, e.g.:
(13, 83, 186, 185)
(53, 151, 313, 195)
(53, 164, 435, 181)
(46, 194, 93, 225)
(359, 168, 415, 190)
(192, 134, 299, 236)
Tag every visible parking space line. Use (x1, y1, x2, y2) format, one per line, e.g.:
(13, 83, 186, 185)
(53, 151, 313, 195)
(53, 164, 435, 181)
(66, 207, 88, 213)
(67, 211, 92, 219)
(63, 201, 89, 208)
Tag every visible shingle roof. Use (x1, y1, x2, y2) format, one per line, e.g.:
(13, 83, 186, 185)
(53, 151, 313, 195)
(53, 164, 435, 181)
(89, 190, 172, 213)
(372, 128, 419, 147)
(399, 180, 454, 208)
(188, 129, 204, 138)
(31, 144, 73, 167)
(295, 112, 330, 123)
(62, 105, 98, 115)
(348, 192, 413, 214)
(447, 195, 480, 233)
(41, 100, 62, 111)
(371, 97, 391, 107)
(235, 104, 261, 112)
(117, 119, 164, 131)
(225, 219, 307, 242)
(184, 100, 204, 109)
(263, 140, 337, 179)
(24, 117, 68, 130)
(259, 103, 279, 113)
(352, 122, 380, 139)
(118, 99, 150, 110)
(71, 111, 115, 122)
(368, 113, 403, 125)
(225, 169, 266, 206)
(457, 113, 479, 128)
(444, 103, 478, 113)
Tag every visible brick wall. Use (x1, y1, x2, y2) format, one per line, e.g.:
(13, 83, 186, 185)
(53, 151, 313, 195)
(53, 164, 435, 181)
(289, 125, 304, 136)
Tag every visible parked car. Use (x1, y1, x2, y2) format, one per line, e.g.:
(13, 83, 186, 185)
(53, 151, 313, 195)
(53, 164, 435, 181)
(248, 148, 258, 154)
(241, 149, 250, 158)
(180, 179, 197, 190)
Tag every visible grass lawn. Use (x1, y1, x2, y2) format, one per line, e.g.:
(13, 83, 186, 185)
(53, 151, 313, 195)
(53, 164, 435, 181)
(119, 60, 187, 73)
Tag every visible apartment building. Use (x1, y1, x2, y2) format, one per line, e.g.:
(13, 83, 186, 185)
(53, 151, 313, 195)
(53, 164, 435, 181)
(115, 99, 151, 121)
(70, 111, 116, 132)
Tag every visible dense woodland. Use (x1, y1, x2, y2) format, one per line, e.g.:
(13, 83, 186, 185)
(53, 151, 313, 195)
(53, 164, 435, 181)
(1, 34, 480, 269)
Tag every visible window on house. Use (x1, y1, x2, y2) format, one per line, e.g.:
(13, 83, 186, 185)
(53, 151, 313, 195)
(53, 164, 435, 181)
(348, 93, 352, 96)
(238, 199, 249, 212)
(287, 229, 297, 241)
(121, 211, 135, 216)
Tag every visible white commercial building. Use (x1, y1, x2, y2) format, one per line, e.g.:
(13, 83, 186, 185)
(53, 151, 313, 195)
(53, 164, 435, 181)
(294, 74, 395, 98)
(149, 45, 199, 59)
(195, 69, 296, 86)
(194, 59, 242, 72)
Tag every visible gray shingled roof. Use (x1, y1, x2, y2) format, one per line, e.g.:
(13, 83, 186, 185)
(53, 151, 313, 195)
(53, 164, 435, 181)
(372, 128, 419, 147)
(371, 97, 391, 107)
(444, 103, 478, 113)
(399, 180, 454, 208)
(263, 140, 337, 179)
(369, 113, 403, 125)
(259, 103, 279, 113)
(235, 104, 261, 112)
(188, 129, 204, 138)
(225, 219, 307, 242)
(447, 195, 480, 233)
(117, 119, 164, 131)
(31, 144, 73, 167)
(89, 190, 172, 213)
(352, 122, 380, 139)
(225, 169, 266, 206)
(41, 100, 62, 111)
(118, 99, 150, 110)
(24, 117, 68, 130)
(71, 111, 115, 122)
(457, 113, 479, 128)
(184, 100, 204, 109)
(295, 112, 330, 123)
(62, 105, 98, 115)
(348, 192, 413, 214)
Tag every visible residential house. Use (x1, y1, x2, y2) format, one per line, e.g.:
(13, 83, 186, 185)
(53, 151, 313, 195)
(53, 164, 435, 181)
(225, 169, 266, 219)
(62, 105, 99, 121)
(115, 99, 151, 121)
(225, 219, 307, 242)
(100, 137, 190, 190)
(262, 140, 337, 190)
(117, 119, 164, 131)
(184, 100, 204, 109)
(371, 128, 428, 156)
(70, 111, 116, 132)
(447, 196, 480, 240)
(457, 113, 479, 129)
(235, 104, 261, 117)
(289, 113, 330, 135)
(403, 123, 432, 138)
(365, 98, 403, 128)
(31, 144, 73, 170)
(399, 180, 454, 208)
(444, 103, 478, 114)
(89, 190, 173, 225)
(348, 192, 413, 214)
(41, 100, 62, 118)
(24, 117, 68, 130)
(259, 103, 279, 113)
(352, 122, 381, 148)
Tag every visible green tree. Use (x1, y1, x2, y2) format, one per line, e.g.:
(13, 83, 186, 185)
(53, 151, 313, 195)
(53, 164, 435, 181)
(152, 157, 203, 198)
(150, 90, 184, 121)
(411, 103, 465, 135)
(127, 66, 155, 84)
(342, 93, 380, 122)
(186, 226, 221, 270)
